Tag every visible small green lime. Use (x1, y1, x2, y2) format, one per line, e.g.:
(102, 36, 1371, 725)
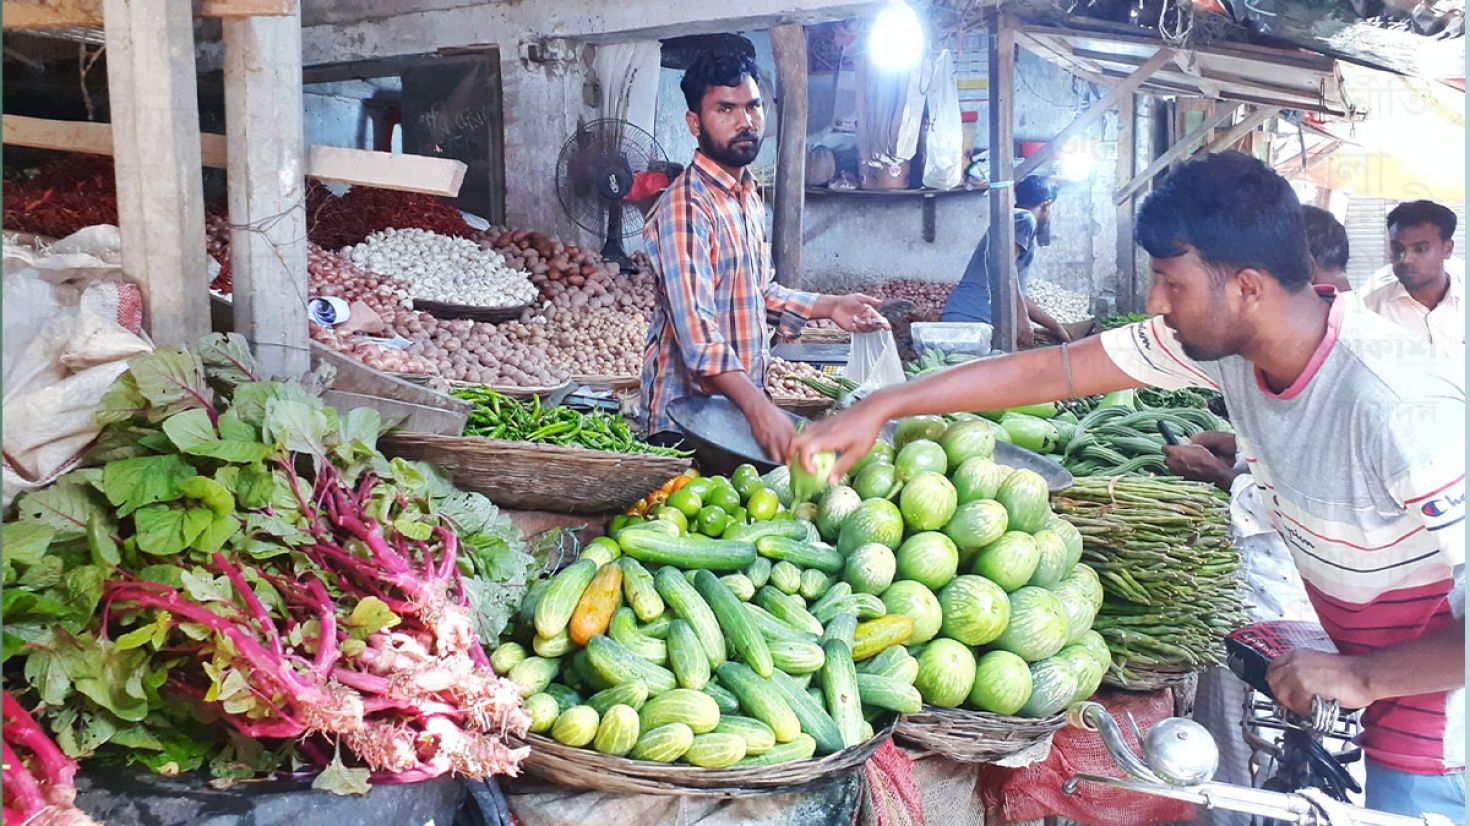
(654, 505, 688, 534)
(667, 487, 704, 520)
(681, 477, 714, 499)
(747, 488, 780, 522)
(731, 465, 761, 498)
(696, 506, 729, 537)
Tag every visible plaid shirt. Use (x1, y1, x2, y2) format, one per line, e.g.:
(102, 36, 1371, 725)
(639, 152, 820, 434)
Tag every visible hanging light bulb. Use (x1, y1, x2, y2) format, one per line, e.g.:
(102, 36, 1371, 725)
(869, 1, 925, 72)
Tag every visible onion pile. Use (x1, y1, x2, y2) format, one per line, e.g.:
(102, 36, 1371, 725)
(765, 357, 828, 400)
(308, 245, 412, 320)
(478, 227, 658, 317)
(343, 228, 537, 309)
(869, 279, 954, 322)
(311, 326, 437, 375)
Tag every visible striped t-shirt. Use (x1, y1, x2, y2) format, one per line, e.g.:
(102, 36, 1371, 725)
(1101, 296, 1466, 775)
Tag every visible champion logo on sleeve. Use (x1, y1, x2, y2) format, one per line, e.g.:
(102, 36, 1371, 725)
(1408, 477, 1466, 533)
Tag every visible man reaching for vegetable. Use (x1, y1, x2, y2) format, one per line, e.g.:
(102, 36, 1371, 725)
(641, 49, 887, 460)
(794, 151, 1465, 821)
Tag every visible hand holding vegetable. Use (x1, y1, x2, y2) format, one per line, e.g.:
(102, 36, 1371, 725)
(749, 398, 799, 464)
(793, 399, 888, 482)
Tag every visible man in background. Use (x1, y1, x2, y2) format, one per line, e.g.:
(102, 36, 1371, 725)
(1301, 205, 1352, 293)
(1361, 199, 1463, 362)
(941, 174, 1071, 346)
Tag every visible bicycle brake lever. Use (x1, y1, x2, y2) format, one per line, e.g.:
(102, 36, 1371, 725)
(1307, 740, 1362, 796)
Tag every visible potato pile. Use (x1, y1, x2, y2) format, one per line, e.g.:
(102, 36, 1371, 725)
(479, 227, 658, 318)
(869, 279, 954, 322)
(499, 308, 647, 378)
(397, 315, 569, 387)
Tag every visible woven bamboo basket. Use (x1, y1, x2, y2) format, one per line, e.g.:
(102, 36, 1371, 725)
(509, 721, 896, 797)
(379, 432, 689, 513)
(1104, 664, 1199, 693)
(895, 706, 1065, 763)
(772, 396, 834, 416)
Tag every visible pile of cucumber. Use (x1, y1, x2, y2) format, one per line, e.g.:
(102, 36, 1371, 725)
(494, 517, 919, 769)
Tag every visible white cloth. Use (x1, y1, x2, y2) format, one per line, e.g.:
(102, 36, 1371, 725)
(1228, 471, 1319, 624)
(1360, 260, 1464, 365)
(2, 226, 152, 507)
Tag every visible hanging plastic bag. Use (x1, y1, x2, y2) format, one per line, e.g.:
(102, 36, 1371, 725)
(843, 330, 906, 406)
(922, 49, 963, 191)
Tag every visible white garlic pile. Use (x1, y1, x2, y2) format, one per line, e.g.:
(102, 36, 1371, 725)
(343, 227, 538, 310)
(1027, 279, 1092, 324)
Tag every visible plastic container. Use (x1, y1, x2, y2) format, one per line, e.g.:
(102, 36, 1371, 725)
(910, 322, 999, 358)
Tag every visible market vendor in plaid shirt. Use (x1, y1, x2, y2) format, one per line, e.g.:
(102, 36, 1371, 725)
(640, 49, 888, 460)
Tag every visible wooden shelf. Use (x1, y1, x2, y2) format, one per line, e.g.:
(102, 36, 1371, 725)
(804, 184, 989, 198)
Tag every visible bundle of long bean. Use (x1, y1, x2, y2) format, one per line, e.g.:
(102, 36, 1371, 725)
(1052, 476, 1247, 683)
(454, 387, 691, 457)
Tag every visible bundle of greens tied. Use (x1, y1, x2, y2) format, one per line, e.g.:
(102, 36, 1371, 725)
(2, 335, 537, 795)
(1051, 477, 1247, 684)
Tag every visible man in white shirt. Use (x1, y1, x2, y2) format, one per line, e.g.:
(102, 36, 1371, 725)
(1361, 200, 1463, 361)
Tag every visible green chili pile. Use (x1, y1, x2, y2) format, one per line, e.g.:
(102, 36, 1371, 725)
(454, 387, 691, 457)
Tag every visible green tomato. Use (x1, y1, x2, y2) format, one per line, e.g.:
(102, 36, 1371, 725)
(696, 506, 730, 537)
(666, 487, 704, 520)
(747, 488, 780, 522)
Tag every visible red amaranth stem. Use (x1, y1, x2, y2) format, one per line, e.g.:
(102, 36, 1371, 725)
(3, 692, 78, 802)
(2, 741, 47, 818)
(305, 578, 339, 679)
(211, 552, 283, 658)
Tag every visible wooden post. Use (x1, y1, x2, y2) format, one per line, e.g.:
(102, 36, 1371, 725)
(224, 8, 310, 379)
(103, 0, 210, 346)
(987, 14, 1018, 352)
(1115, 93, 1138, 313)
(1114, 102, 1238, 204)
(769, 23, 808, 289)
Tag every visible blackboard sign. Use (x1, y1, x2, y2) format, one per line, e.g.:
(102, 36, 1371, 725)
(402, 52, 506, 224)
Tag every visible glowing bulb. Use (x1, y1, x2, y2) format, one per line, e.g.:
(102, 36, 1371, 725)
(1058, 141, 1094, 181)
(869, 2, 925, 72)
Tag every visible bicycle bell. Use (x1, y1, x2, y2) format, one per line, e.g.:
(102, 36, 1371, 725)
(1142, 717, 1219, 786)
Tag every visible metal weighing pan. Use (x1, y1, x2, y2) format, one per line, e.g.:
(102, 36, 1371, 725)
(666, 395, 1073, 491)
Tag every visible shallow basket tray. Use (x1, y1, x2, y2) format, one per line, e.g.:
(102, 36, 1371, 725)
(1103, 664, 1198, 693)
(413, 298, 528, 323)
(895, 706, 1065, 763)
(379, 432, 689, 513)
(570, 374, 640, 391)
(508, 721, 895, 797)
(772, 395, 835, 416)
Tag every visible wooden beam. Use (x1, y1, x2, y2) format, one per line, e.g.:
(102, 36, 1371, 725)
(3, 115, 468, 196)
(1202, 105, 1281, 155)
(103, 0, 210, 347)
(1014, 46, 1174, 182)
(3, 0, 295, 29)
(1115, 93, 1138, 313)
(1113, 103, 1239, 204)
(988, 13, 1018, 353)
(224, 9, 309, 380)
(769, 23, 808, 289)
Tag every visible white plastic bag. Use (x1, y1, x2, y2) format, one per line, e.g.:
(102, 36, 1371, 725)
(922, 50, 963, 191)
(2, 225, 152, 506)
(843, 330, 906, 405)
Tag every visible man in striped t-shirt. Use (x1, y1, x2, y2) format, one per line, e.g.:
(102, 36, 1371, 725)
(793, 151, 1465, 820)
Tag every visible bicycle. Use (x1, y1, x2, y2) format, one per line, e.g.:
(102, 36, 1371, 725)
(1062, 620, 1453, 826)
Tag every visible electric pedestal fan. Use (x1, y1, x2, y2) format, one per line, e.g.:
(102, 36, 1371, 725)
(554, 118, 669, 272)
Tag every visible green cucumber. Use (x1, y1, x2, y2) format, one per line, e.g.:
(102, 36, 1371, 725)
(667, 618, 712, 690)
(821, 612, 858, 647)
(754, 536, 845, 574)
(808, 581, 853, 618)
(745, 557, 773, 589)
(756, 586, 825, 637)
(713, 715, 776, 756)
(821, 639, 865, 748)
(744, 603, 820, 643)
(703, 681, 742, 715)
(720, 573, 757, 602)
(639, 615, 673, 639)
(653, 567, 726, 669)
(716, 662, 801, 743)
(618, 530, 756, 571)
(695, 570, 773, 678)
(534, 559, 598, 638)
(609, 607, 668, 664)
(770, 561, 802, 595)
(855, 673, 923, 714)
(584, 635, 677, 695)
(619, 557, 665, 622)
(768, 640, 826, 674)
(724, 521, 809, 543)
(769, 668, 846, 756)
(732, 734, 816, 767)
(799, 569, 833, 601)
(588, 681, 650, 715)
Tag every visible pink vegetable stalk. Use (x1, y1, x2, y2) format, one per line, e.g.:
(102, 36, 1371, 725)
(3, 691, 98, 826)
